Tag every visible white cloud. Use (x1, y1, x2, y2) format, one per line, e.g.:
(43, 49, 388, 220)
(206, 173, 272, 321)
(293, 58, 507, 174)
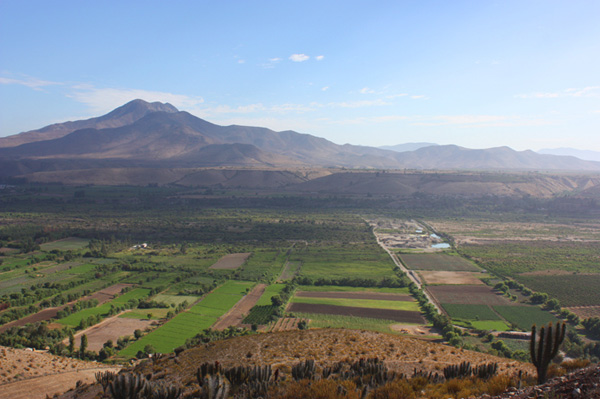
(329, 99, 391, 108)
(321, 86, 330, 91)
(410, 95, 427, 99)
(68, 86, 204, 114)
(289, 53, 310, 62)
(359, 87, 375, 94)
(410, 114, 552, 127)
(0, 76, 60, 91)
(315, 55, 325, 61)
(516, 86, 600, 99)
(329, 115, 410, 125)
(237, 59, 246, 64)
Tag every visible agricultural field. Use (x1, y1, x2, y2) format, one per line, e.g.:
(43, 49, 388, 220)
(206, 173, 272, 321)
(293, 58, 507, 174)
(39, 237, 90, 251)
(209, 252, 251, 269)
(119, 280, 254, 356)
(399, 253, 480, 271)
(287, 288, 425, 328)
(418, 271, 487, 285)
(492, 305, 558, 331)
(57, 288, 151, 327)
(516, 274, 600, 307)
(441, 304, 503, 321)
(426, 285, 514, 306)
(289, 241, 397, 281)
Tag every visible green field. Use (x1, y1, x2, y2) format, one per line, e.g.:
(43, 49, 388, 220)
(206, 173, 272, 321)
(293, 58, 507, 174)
(119, 280, 254, 356)
(442, 304, 502, 321)
(460, 241, 600, 276)
(256, 283, 286, 306)
(399, 253, 479, 271)
(291, 242, 396, 280)
(492, 305, 558, 331)
(470, 320, 510, 331)
(290, 296, 420, 311)
(152, 294, 200, 306)
(40, 237, 90, 251)
(58, 288, 151, 326)
(516, 274, 600, 307)
(297, 285, 410, 294)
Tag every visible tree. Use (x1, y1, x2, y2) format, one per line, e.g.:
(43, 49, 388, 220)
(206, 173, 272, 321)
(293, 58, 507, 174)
(80, 334, 88, 359)
(68, 330, 75, 354)
(271, 295, 283, 307)
(134, 329, 143, 339)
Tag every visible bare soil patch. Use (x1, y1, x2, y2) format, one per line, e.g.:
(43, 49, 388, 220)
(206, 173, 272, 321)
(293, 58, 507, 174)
(209, 253, 251, 270)
(267, 317, 308, 332)
(399, 253, 480, 271)
(419, 271, 486, 285)
(427, 285, 513, 306)
(0, 248, 18, 254)
(288, 303, 425, 324)
(390, 323, 436, 336)
(213, 284, 266, 330)
(296, 291, 414, 301)
(565, 306, 600, 319)
(0, 345, 119, 398)
(278, 261, 301, 281)
(69, 314, 154, 352)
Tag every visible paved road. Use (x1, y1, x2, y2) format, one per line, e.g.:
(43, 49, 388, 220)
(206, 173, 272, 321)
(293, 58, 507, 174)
(371, 226, 442, 314)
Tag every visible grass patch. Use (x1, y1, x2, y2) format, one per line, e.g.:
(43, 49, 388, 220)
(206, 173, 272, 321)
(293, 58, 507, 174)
(516, 274, 600, 307)
(470, 320, 510, 331)
(256, 283, 286, 306)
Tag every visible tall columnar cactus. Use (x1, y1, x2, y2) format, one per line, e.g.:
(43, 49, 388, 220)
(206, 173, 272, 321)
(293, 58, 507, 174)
(291, 359, 316, 381)
(199, 374, 230, 399)
(530, 322, 566, 384)
(108, 373, 149, 399)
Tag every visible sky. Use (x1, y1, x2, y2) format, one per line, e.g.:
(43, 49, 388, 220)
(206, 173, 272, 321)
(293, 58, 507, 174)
(1, 0, 599, 151)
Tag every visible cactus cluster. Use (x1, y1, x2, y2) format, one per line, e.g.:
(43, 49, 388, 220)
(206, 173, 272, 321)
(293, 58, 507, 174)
(442, 361, 498, 380)
(95, 370, 116, 395)
(530, 321, 566, 384)
(105, 373, 182, 399)
(197, 363, 276, 398)
(412, 368, 443, 384)
(292, 359, 316, 380)
(198, 373, 230, 399)
(474, 362, 498, 380)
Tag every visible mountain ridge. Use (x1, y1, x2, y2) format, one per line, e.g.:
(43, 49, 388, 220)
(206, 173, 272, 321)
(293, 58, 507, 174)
(1, 99, 600, 177)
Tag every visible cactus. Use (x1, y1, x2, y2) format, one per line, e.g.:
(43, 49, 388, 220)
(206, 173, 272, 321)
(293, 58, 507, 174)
(474, 362, 498, 380)
(197, 362, 223, 386)
(412, 368, 443, 383)
(95, 370, 116, 395)
(530, 322, 566, 384)
(150, 384, 182, 399)
(199, 374, 230, 399)
(292, 359, 316, 380)
(443, 361, 472, 380)
(108, 373, 150, 399)
(151, 353, 164, 364)
(249, 364, 272, 383)
(224, 365, 251, 386)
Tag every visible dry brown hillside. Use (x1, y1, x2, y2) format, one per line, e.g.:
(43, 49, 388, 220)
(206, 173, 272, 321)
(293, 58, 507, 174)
(60, 329, 534, 398)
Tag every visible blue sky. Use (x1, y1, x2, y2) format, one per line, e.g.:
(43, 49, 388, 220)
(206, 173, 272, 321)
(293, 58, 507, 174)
(1, 0, 599, 151)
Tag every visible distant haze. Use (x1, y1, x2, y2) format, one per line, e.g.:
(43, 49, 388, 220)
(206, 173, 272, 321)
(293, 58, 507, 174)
(537, 148, 600, 163)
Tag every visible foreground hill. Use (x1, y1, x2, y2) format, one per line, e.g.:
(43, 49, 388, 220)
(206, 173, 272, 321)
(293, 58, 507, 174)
(2, 99, 600, 179)
(0, 345, 119, 399)
(59, 329, 534, 398)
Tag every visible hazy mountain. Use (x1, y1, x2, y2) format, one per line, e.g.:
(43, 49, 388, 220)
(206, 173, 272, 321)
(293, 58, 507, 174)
(0, 99, 178, 148)
(2, 100, 600, 180)
(538, 148, 600, 163)
(379, 143, 438, 152)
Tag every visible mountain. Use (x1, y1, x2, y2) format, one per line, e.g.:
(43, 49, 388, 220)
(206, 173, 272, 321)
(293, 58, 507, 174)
(379, 142, 438, 152)
(538, 147, 600, 163)
(393, 145, 600, 171)
(1, 100, 600, 183)
(0, 99, 178, 148)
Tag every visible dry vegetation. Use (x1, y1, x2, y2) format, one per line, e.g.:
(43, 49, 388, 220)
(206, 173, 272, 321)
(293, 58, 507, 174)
(0, 345, 119, 399)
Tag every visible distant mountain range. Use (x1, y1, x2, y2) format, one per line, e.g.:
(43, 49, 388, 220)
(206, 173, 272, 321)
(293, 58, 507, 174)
(537, 148, 600, 163)
(1, 99, 599, 181)
(378, 143, 438, 152)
